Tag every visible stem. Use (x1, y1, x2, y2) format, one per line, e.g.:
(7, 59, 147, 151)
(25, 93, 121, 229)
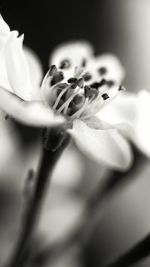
(103, 234, 150, 267)
(7, 126, 70, 267)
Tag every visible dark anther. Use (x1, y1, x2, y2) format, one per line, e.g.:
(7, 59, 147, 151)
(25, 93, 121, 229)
(73, 94, 84, 105)
(99, 78, 107, 87)
(90, 82, 101, 89)
(59, 59, 71, 69)
(83, 72, 92, 82)
(101, 93, 109, 100)
(57, 83, 68, 89)
(77, 78, 84, 88)
(98, 66, 107, 75)
(118, 85, 125, 91)
(70, 83, 78, 89)
(49, 65, 57, 76)
(107, 80, 115, 87)
(68, 77, 78, 84)
(51, 71, 64, 86)
(84, 86, 98, 99)
(81, 58, 87, 67)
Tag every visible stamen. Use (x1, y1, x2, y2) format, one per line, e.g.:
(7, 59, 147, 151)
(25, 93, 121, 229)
(70, 98, 89, 119)
(84, 85, 98, 100)
(81, 58, 87, 67)
(77, 78, 84, 88)
(83, 72, 92, 81)
(99, 78, 107, 87)
(51, 71, 64, 86)
(49, 65, 57, 76)
(56, 83, 68, 96)
(64, 94, 85, 116)
(74, 67, 84, 78)
(68, 78, 78, 84)
(119, 85, 125, 91)
(53, 85, 70, 110)
(57, 87, 81, 114)
(90, 82, 101, 89)
(98, 67, 107, 75)
(59, 59, 71, 69)
(101, 93, 109, 100)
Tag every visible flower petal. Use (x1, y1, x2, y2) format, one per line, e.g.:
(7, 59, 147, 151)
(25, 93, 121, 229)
(97, 91, 137, 138)
(69, 119, 132, 170)
(135, 90, 150, 157)
(87, 54, 125, 84)
(0, 15, 10, 37)
(4, 32, 39, 101)
(49, 41, 94, 79)
(24, 47, 43, 94)
(0, 87, 65, 127)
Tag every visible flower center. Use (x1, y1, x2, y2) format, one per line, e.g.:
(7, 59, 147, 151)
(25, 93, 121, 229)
(46, 64, 124, 120)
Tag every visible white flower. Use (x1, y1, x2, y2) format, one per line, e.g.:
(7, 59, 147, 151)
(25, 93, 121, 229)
(0, 15, 64, 126)
(0, 16, 132, 170)
(99, 89, 150, 158)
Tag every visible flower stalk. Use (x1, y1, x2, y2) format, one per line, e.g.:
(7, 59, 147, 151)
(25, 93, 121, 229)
(7, 125, 70, 267)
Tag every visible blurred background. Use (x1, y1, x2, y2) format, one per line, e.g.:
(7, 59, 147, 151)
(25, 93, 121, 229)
(0, 0, 150, 266)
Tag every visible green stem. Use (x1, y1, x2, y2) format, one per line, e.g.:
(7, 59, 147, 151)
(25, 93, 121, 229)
(7, 126, 70, 267)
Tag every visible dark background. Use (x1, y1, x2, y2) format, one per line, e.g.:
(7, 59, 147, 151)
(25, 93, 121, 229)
(1, 0, 150, 91)
(0, 1, 150, 266)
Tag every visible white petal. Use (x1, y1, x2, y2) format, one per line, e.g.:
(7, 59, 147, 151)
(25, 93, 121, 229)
(97, 91, 137, 137)
(69, 119, 132, 170)
(49, 41, 94, 79)
(135, 90, 150, 157)
(0, 15, 10, 36)
(0, 87, 65, 127)
(4, 32, 38, 101)
(24, 47, 43, 92)
(52, 146, 84, 189)
(87, 54, 125, 83)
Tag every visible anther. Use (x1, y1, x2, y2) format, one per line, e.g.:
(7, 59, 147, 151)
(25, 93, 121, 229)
(81, 58, 87, 67)
(51, 71, 64, 86)
(49, 65, 57, 76)
(73, 94, 85, 105)
(83, 72, 92, 81)
(77, 78, 84, 88)
(90, 82, 101, 89)
(99, 78, 107, 87)
(59, 59, 71, 69)
(68, 77, 78, 84)
(118, 85, 125, 91)
(84, 85, 98, 99)
(107, 80, 115, 87)
(101, 93, 109, 100)
(98, 67, 107, 75)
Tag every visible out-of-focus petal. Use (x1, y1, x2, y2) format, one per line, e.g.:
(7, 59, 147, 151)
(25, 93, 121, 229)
(135, 90, 150, 157)
(24, 47, 43, 91)
(4, 32, 39, 101)
(52, 146, 84, 189)
(87, 54, 125, 84)
(97, 91, 137, 138)
(50, 41, 94, 79)
(69, 119, 132, 170)
(0, 87, 65, 127)
(0, 15, 10, 37)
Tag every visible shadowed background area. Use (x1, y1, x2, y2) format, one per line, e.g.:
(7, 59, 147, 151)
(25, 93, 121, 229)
(0, 0, 150, 267)
(1, 0, 150, 89)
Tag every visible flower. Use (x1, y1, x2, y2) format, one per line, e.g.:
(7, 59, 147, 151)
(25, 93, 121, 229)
(0, 15, 132, 170)
(0, 15, 64, 126)
(46, 42, 132, 170)
(98, 89, 150, 158)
